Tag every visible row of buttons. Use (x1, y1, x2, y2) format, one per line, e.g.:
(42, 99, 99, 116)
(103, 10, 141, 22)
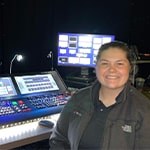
(28, 94, 68, 109)
(0, 100, 31, 116)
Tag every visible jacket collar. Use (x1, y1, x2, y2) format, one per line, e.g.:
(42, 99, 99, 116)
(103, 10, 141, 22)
(91, 80, 132, 104)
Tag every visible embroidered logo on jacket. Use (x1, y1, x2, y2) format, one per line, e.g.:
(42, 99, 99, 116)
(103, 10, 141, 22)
(73, 111, 82, 117)
(122, 125, 132, 133)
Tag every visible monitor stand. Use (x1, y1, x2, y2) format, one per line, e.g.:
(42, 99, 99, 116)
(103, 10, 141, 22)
(65, 67, 96, 88)
(72, 67, 96, 83)
(80, 67, 92, 77)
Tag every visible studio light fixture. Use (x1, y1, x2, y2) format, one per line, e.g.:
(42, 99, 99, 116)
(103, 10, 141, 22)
(10, 54, 23, 74)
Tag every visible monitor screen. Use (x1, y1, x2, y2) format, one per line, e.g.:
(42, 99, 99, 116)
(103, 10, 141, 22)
(14, 73, 59, 94)
(57, 33, 115, 68)
(0, 77, 17, 97)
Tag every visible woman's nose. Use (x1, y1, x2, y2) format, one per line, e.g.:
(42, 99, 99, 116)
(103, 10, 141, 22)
(109, 64, 117, 72)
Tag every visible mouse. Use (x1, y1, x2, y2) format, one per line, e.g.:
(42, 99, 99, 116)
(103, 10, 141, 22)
(39, 120, 54, 128)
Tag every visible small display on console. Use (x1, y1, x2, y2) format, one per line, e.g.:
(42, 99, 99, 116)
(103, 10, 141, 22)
(14, 74, 59, 94)
(0, 77, 17, 97)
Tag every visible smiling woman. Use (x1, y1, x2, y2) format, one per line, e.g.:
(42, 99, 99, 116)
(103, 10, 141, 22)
(95, 41, 132, 106)
(49, 41, 150, 150)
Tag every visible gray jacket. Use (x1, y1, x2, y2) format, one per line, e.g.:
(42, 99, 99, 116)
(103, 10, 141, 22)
(49, 81, 150, 150)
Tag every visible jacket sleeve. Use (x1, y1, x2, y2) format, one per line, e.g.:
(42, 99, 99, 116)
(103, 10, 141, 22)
(49, 96, 75, 150)
(136, 110, 150, 149)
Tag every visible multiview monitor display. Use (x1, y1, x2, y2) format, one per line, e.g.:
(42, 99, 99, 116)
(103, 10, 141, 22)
(0, 77, 17, 97)
(57, 33, 115, 68)
(14, 74, 59, 94)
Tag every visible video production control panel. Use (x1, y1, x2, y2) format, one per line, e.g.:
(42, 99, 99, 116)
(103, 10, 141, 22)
(0, 71, 70, 128)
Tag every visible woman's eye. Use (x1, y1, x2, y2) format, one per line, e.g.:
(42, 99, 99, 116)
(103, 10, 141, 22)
(117, 63, 125, 66)
(118, 63, 123, 65)
(101, 62, 108, 65)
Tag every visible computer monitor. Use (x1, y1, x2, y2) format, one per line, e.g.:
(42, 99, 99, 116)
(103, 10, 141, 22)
(0, 77, 17, 97)
(13, 71, 67, 95)
(14, 73, 59, 95)
(57, 33, 115, 68)
(57, 33, 115, 77)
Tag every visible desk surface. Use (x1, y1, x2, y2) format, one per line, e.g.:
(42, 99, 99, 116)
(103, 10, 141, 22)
(0, 114, 60, 150)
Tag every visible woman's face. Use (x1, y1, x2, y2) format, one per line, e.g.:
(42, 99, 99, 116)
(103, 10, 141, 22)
(95, 47, 131, 90)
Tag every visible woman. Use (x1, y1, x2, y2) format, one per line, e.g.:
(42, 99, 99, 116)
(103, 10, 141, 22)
(49, 41, 150, 150)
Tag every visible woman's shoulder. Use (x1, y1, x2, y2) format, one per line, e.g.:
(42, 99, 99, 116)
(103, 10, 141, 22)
(129, 85, 150, 111)
(65, 86, 93, 109)
(73, 86, 91, 97)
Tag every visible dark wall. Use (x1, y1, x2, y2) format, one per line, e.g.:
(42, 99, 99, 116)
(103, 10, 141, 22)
(129, 1, 150, 51)
(1, 0, 55, 74)
(0, 0, 149, 78)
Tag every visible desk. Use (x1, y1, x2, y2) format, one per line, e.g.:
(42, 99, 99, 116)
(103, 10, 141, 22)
(0, 114, 60, 150)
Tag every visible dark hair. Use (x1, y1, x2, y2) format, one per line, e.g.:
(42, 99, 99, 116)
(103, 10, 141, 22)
(96, 41, 133, 65)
